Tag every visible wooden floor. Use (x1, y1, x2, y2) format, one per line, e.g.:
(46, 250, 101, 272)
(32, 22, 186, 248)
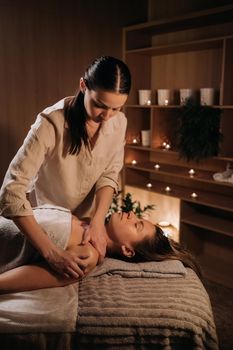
(203, 279, 233, 350)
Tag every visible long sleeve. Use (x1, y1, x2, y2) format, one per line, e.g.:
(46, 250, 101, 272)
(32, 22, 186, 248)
(0, 115, 55, 217)
(95, 114, 127, 193)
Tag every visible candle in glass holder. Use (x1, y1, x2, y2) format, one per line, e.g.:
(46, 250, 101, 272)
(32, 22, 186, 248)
(165, 143, 171, 150)
(131, 160, 137, 165)
(154, 164, 160, 170)
(157, 89, 171, 106)
(165, 186, 171, 192)
(132, 138, 138, 144)
(189, 169, 195, 176)
(191, 192, 198, 198)
(158, 221, 170, 227)
(146, 183, 152, 188)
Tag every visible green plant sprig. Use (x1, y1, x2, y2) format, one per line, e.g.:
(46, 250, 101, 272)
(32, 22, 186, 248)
(105, 192, 155, 223)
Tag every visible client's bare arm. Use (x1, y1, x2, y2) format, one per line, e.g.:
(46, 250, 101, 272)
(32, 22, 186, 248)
(0, 243, 99, 294)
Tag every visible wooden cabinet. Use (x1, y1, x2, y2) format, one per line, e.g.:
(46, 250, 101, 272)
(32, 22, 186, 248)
(122, 5, 233, 287)
(180, 200, 233, 288)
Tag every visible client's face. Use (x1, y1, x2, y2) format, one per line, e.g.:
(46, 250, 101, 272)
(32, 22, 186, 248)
(107, 211, 155, 247)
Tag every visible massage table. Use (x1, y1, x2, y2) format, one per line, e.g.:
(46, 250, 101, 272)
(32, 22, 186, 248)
(0, 258, 219, 350)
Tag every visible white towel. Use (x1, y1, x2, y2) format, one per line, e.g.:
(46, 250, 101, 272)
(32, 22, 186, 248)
(0, 205, 72, 273)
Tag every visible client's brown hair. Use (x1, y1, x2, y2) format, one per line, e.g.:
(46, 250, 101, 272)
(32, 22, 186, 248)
(118, 225, 201, 278)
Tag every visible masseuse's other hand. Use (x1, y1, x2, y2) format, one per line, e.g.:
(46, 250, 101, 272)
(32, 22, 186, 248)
(82, 220, 107, 263)
(45, 246, 88, 279)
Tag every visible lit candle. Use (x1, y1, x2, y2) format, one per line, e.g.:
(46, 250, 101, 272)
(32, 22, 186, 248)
(165, 143, 171, 150)
(158, 221, 170, 227)
(165, 186, 171, 192)
(132, 138, 138, 144)
(131, 159, 137, 165)
(164, 99, 169, 106)
(189, 169, 195, 176)
(146, 100, 151, 106)
(146, 183, 152, 188)
(191, 192, 198, 198)
(162, 141, 167, 148)
(154, 164, 160, 170)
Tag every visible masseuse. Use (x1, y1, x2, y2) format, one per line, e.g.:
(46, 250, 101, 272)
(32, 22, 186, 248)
(0, 56, 131, 278)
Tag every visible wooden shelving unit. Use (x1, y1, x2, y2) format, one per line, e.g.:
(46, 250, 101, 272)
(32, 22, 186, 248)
(122, 5, 233, 288)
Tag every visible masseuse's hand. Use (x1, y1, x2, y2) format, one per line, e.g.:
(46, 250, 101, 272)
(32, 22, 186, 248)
(82, 220, 107, 263)
(45, 245, 88, 279)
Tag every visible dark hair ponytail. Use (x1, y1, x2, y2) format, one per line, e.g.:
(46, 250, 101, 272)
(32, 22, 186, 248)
(64, 56, 131, 155)
(64, 93, 89, 155)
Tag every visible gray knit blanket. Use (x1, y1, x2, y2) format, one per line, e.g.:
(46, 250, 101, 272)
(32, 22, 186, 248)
(89, 257, 187, 278)
(0, 264, 218, 349)
(77, 266, 219, 349)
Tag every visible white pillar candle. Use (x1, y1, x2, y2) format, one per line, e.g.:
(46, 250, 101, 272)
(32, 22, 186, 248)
(141, 130, 150, 147)
(138, 90, 152, 105)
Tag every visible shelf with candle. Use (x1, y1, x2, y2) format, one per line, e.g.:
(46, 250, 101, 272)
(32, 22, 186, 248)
(125, 143, 233, 164)
(124, 171, 233, 212)
(125, 141, 232, 165)
(125, 161, 199, 180)
(188, 169, 196, 177)
(160, 141, 171, 151)
(124, 160, 233, 195)
(191, 192, 198, 198)
(165, 186, 171, 193)
(125, 104, 182, 109)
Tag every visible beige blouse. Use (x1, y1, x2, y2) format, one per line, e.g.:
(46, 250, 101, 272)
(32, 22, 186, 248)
(0, 98, 127, 218)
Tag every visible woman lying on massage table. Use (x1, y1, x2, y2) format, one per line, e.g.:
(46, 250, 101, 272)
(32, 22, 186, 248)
(0, 206, 200, 293)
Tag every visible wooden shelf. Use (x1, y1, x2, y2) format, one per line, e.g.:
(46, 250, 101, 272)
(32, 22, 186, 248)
(124, 4, 233, 42)
(181, 213, 233, 238)
(123, 4, 233, 288)
(126, 105, 181, 109)
(124, 175, 233, 213)
(125, 145, 233, 161)
(125, 104, 233, 109)
(125, 161, 233, 188)
(180, 222, 233, 288)
(126, 36, 226, 56)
